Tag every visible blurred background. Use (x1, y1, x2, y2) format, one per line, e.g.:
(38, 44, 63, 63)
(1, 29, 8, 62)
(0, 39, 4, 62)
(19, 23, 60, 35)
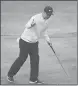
(1, 1, 77, 37)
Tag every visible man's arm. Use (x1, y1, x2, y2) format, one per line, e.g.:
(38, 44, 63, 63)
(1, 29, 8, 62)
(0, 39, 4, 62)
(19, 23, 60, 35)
(25, 17, 36, 29)
(44, 30, 52, 47)
(44, 32, 55, 54)
(16, 17, 36, 43)
(44, 30, 51, 42)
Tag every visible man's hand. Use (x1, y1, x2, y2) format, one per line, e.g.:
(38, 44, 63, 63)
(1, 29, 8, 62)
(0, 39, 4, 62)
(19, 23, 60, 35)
(16, 37, 20, 43)
(47, 41, 56, 54)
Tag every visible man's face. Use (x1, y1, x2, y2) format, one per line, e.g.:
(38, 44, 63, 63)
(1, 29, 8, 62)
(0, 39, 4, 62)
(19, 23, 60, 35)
(45, 12, 52, 19)
(46, 13, 52, 19)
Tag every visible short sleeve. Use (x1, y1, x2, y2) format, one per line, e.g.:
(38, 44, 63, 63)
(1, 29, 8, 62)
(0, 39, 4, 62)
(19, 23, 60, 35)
(25, 16, 35, 28)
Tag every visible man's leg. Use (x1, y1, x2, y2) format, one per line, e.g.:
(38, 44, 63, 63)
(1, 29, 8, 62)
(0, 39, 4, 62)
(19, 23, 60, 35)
(8, 39, 29, 77)
(29, 42, 39, 82)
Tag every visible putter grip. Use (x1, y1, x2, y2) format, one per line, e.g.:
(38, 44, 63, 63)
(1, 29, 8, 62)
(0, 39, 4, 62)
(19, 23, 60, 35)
(50, 46, 56, 54)
(47, 42, 56, 54)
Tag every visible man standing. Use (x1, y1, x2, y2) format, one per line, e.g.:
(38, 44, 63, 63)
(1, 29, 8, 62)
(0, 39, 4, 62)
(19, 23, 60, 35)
(7, 6, 54, 84)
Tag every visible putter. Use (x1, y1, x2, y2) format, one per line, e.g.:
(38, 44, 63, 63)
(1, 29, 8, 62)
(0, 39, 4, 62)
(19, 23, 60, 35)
(48, 42, 70, 78)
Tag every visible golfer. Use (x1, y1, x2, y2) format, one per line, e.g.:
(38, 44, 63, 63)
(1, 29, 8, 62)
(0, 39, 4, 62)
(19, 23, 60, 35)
(7, 6, 54, 84)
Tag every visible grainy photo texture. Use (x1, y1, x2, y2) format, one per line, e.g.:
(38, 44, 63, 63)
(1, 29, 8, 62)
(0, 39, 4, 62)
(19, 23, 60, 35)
(1, 1, 77, 85)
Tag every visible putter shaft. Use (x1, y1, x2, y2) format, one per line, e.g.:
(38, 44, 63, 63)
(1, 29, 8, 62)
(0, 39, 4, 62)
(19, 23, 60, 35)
(50, 45, 69, 77)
